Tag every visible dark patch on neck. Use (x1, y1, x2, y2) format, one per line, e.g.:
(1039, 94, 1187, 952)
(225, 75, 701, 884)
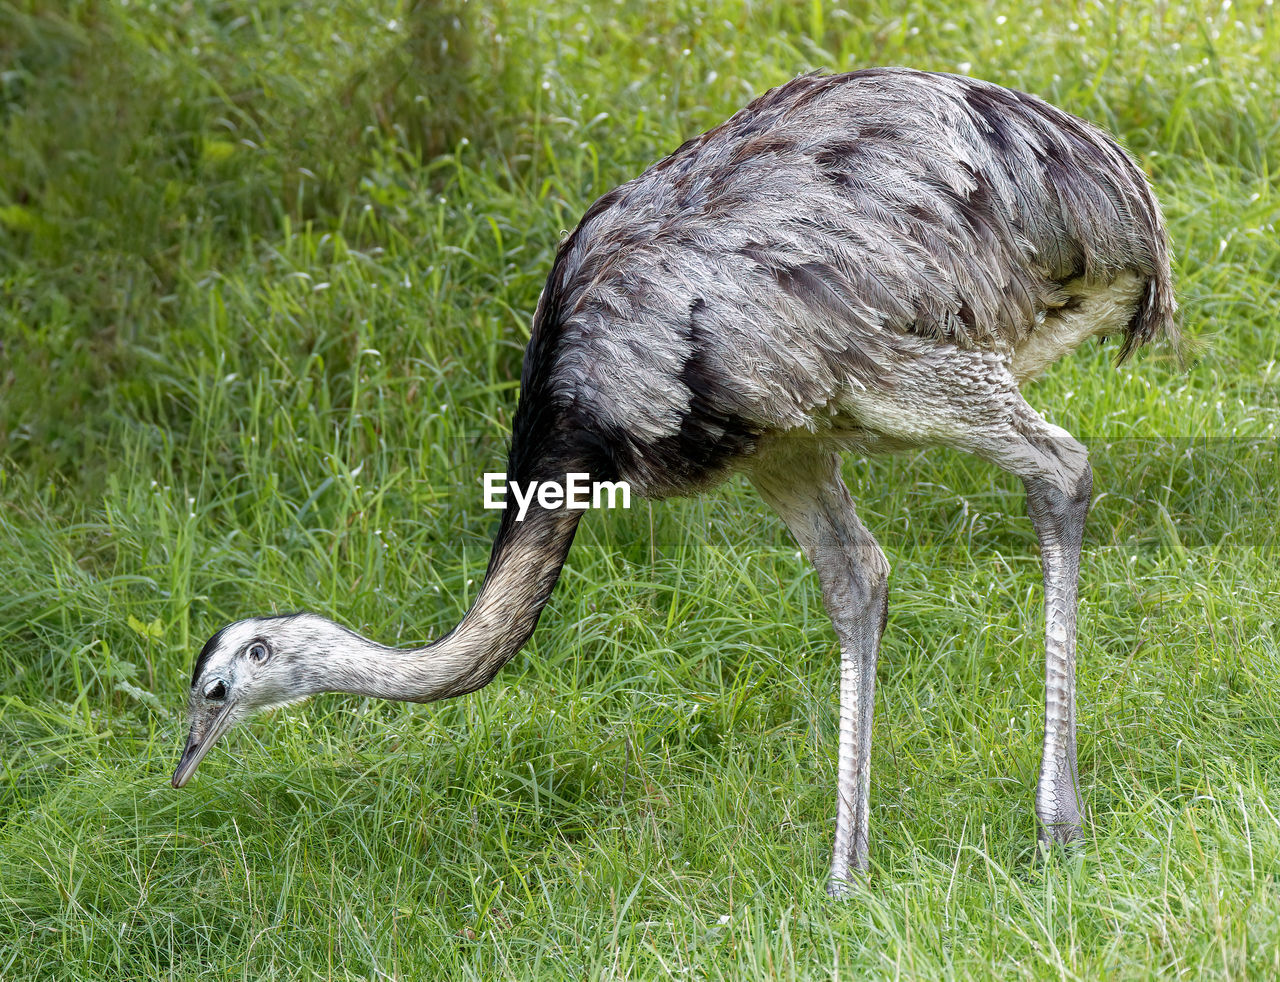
(506, 212, 635, 491)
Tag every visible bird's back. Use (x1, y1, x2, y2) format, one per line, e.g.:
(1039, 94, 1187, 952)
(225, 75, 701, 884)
(513, 69, 1176, 494)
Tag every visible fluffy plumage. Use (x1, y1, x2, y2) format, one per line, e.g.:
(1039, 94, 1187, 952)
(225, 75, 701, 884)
(523, 68, 1175, 494)
(177, 69, 1177, 897)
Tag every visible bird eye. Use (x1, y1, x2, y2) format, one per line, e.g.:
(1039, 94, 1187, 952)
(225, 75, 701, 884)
(204, 680, 227, 701)
(246, 641, 270, 663)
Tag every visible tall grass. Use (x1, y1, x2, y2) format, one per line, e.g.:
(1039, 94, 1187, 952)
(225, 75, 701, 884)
(2, 0, 1278, 978)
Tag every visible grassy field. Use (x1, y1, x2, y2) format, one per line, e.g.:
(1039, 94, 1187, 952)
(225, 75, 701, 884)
(2, 0, 1278, 977)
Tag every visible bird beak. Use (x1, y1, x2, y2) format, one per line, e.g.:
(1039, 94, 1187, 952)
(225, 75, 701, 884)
(171, 701, 236, 788)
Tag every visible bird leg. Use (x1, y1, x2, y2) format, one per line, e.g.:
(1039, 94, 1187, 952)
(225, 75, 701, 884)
(962, 401, 1091, 846)
(751, 451, 888, 897)
(1023, 466, 1090, 844)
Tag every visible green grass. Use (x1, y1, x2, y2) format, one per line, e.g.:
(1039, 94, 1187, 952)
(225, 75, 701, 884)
(2, 0, 1278, 977)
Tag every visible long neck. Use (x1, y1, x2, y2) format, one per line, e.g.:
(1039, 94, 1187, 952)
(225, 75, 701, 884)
(324, 501, 582, 703)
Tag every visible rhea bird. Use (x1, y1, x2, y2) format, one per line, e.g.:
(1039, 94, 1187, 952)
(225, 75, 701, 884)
(173, 68, 1177, 897)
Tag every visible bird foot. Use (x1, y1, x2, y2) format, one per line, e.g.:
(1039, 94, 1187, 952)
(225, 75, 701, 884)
(1036, 820, 1084, 853)
(826, 876, 858, 900)
(825, 862, 869, 900)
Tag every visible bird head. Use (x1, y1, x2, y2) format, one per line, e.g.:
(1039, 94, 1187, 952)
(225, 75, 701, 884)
(171, 614, 327, 788)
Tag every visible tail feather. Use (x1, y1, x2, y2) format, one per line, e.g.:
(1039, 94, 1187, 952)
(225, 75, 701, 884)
(1121, 262, 1179, 363)
(1117, 158, 1180, 364)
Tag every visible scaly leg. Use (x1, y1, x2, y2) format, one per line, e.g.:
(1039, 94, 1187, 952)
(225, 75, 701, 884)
(1023, 467, 1089, 843)
(963, 406, 1090, 844)
(752, 451, 889, 896)
(825, 337, 1113, 857)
